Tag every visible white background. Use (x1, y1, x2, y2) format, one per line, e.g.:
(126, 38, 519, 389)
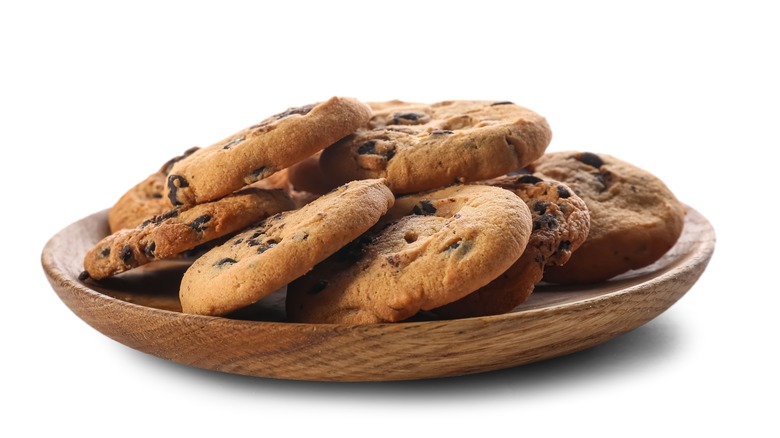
(2, 1, 778, 436)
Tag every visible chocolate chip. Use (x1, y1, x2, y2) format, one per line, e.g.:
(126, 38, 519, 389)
(307, 280, 328, 295)
(257, 239, 278, 254)
(142, 209, 180, 228)
(246, 166, 273, 183)
(246, 239, 260, 247)
(595, 170, 613, 191)
(215, 257, 237, 267)
(412, 200, 437, 215)
(392, 112, 429, 125)
(431, 130, 454, 135)
(557, 185, 571, 198)
(516, 175, 543, 184)
(233, 238, 243, 245)
(100, 247, 110, 257)
(444, 241, 461, 251)
(357, 140, 395, 161)
(120, 245, 133, 263)
(151, 193, 163, 199)
(167, 175, 189, 206)
(491, 101, 514, 106)
(272, 103, 316, 120)
(189, 215, 212, 232)
(144, 241, 156, 259)
(222, 136, 244, 150)
(78, 271, 90, 281)
(161, 147, 199, 174)
(533, 201, 549, 215)
(577, 152, 604, 169)
(533, 214, 559, 230)
(558, 240, 571, 251)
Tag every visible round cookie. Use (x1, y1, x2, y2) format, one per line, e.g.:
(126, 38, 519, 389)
(433, 174, 590, 318)
(108, 146, 200, 232)
(165, 97, 372, 207)
(286, 184, 533, 324)
(319, 100, 552, 194)
(84, 187, 294, 280)
(179, 179, 395, 316)
(530, 151, 686, 284)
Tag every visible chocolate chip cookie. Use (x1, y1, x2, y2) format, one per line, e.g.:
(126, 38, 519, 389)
(286, 184, 533, 324)
(165, 97, 372, 206)
(319, 100, 552, 194)
(433, 174, 590, 318)
(179, 179, 395, 316)
(530, 151, 686, 284)
(108, 146, 200, 232)
(84, 187, 294, 280)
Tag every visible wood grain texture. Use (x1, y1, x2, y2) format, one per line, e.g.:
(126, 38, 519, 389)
(41, 206, 715, 381)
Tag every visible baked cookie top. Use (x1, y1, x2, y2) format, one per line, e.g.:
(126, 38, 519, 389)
(84, 187, 294, 280)
(434, 174, 590, 318)
(286, 184, 533, 324)
(165, 97, 372, 206)
(530, 151, 686, 284)
(108, 146, 200, 232)
(319, 100, 552, 194)
(179, 179, 394, 316)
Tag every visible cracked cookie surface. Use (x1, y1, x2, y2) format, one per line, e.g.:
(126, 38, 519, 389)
(84, 187, 294, 280)
(286, 184, 533, 324)
(179, 179, 394, 316)
(165, 97, 372, 206)
(433, 174, 590, 318)
(319, 100, 552, 194)
(530, 151, 686, 284)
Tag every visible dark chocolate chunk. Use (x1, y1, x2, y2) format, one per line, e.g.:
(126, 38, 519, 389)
(533, 214, 559, 230)
(142, 208, 181, 228)
(166, 175, 189, 206)
(215, 257, 237, 267)
(120, 245, 133, 263)
(412, 200, 437, 215)
(557, 185, 572, 198)
(100, 247, 110, 257)
(307, 280, 328, 295)
(144, 241, 156, 259)
(161, 147, 199, 174)
(533, 201, 549, 215)
(233, 238, 243, 246)
(516, 175, 543, 185)
(558, 240, 571, 251)
(257, 239, 278, 254)
(577, 152, 604, 169)
(189, 215, 212, 232)
(391, 112, 429, 125)
(444, 241, 461, 251)
(431, 130, 454, 135)
(357, 140, 395, 161)
(151, 193, 163, 199)
(222, 136, 245, 150)
(272, 103, 316, 120)
(490, 101, 514, 106)
(78, 271, 90, 281)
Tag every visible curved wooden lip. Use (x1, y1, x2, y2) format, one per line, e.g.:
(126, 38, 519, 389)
(41, 205, 716, 330)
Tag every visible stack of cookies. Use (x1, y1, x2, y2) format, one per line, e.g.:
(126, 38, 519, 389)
(81, 97, 686, 324)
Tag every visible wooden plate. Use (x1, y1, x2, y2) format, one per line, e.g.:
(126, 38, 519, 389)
(42, 206, 715, 382)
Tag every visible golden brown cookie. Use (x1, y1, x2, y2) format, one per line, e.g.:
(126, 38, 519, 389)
(319, 100, 552, 194)
(286, 184, 533, 324)
(108, 147, 200, 232)
(165, 97, 372, 206)
(433, 174, 590, 318)
(179, 179, 395, 316)
(84, 187, 294, 280)
(530, 151, 686, 284)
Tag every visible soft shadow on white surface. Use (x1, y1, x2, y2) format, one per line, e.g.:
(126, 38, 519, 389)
(117, 314, 684, 398)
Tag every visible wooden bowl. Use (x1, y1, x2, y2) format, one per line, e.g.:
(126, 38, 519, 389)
(41, 206, 715, 381)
